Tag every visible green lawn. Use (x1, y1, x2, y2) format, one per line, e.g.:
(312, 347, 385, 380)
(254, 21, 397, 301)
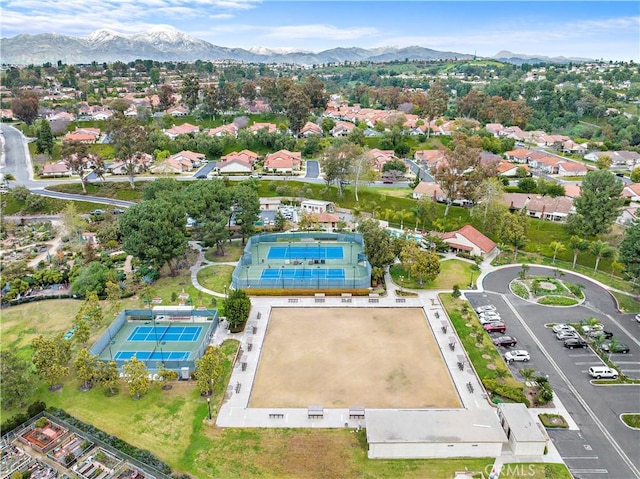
(499, 463, 572, 479)
(204, 241, 244, 262)
(612, 291, 640, 313)
(390, 259, 476, 290)
(196, 265, 236, 294)
(621, 414, 640, 428)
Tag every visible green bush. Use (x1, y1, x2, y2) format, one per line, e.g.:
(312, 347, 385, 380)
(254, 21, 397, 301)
(538, 296, 578, 306)
(538, 413, 568, 428)
(482, 378, 529, 406)
(510, 281, 529, 299)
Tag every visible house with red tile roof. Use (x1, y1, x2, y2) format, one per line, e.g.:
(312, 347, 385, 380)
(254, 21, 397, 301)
(617, 206, 639, 226)
(500, 193, 575, 222)
(42, 161, 71, 177)
(63, 127, 101, 144)
(170, 150, 206, 168)
(164, 123, 199, 138)
(414, 150, 446, 170)
(264, 150, 302, 173)
(330, 121, 356, 137)
(432, 224, 497, 257)
(563, 184, 582, 198)
(208, 123, 238, 138)
(496, 161, 528, 177)
(165, 106, 188, 117)
(217, 157, 253, 174)
(221, 150, 259, 165)
(248, 122, 277, 134)
(300, 121, 323, 137)
(556, 160, 589, 176)
(366, 149, 398, 172)
(622, 183, 640, 202)
(412, 182, 446, 202)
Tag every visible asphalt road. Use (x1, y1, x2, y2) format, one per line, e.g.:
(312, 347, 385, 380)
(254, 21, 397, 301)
(0, 123, 33, 183)
(305, 160, 320, 178)
(468, 265, 640, 479)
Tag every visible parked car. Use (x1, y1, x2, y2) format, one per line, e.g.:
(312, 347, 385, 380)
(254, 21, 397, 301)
(635, 314, 640, 323)
(600, 342, 630, 354)
(90, 209, 105, 215)
(588, 366, 619, 379)
(556, 330, 579, 341)
(196, 174, 208, 179)
(564, 337, 588, 349)
(504, 350, 530, 362)
(479, 316, 502, 325)
(479, 312, 501, 321)
(587, 330, 613, 340)
(552, 323, 576, 333)
(484, 322, 507, 333)
(112, 208, 125, 214)
(492, 336, 518, 347)
(476, 305, 497, 313)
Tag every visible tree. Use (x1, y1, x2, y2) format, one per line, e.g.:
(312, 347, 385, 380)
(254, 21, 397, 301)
(568, 235, 589, 269)
(273, 210, 287, 232)
(357, 218, 396, 278)
(61, 202, 86, 244)
(0, 350, 36, 408)
(590, 240, 613, 273)
(158, 85, 175, 111)
(97, 360, 120, 396)
(181, 74, 200, 110)
(420, 82, 449, 138)
(11, 91, 39, 124)
(520, 367, 536, 386)
(285, 84, 311, 136)
(571, 170, 624, 237)
(35, 119, 54, 156)
(32, 333, 72, 389)
(61, 142, 105, 193)
(549, 241, 566, 264)
(321, 140, 359, 196)
(619, 220, 640, 279)
(399, 241, 420, 280)
(71, 262, 112, 297)
(596, 155, 612, 170)
(105, 281, 123, 317)
(119, 199, 188, 275)
(233, 184, 260, 244)
(107, 117, 149, 189)
(501, 212, 528, 262)
(412, 249, 441, 285)
(194, 346, 225, 395)
(75, 348, 98, 390)
(80, 291, 104, 328)
(156, 363, 178, 390)
(72, 314, 91, 346)
(382, 158, 407, 174)
(631, 166, 640, 183)
(224, 289, 251, 332)
(122, 356, 151, 399)
(517, 178, 537, 193)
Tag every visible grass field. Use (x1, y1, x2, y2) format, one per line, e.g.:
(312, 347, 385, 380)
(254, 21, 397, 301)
(196, 265, 235, 295)
(204, 241, 244, 262)
(612, 291, 640, 313)
(498, 463, 572, 479)
(390, 259, 476, 290)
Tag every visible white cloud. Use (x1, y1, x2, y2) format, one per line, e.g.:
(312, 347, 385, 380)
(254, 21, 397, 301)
(264, 24, 379, 40)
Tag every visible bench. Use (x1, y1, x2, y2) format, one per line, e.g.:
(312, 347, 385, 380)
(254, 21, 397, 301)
(434, 311, 440, 319)
(467, 382, 474, 393)
(396, 298, 406, 303)
(315, 297, 326, 303)
(341, 297, 352, 303)
(247, 342, 253, 351)
(269, 413, 285, 419)
(235, 382, 241, 393)
(368, 297, 379, 303)
(241, 362, 247, 371)
(288, 298, 299, 303)
(257, 312, 261, 319)
(441, 321, 448, 334)
(349, 406, 365, 419)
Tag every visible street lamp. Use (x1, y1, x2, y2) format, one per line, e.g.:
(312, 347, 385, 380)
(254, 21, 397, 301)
(207, 397, 212, 420)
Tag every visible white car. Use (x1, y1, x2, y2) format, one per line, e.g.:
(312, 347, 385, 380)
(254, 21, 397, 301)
(476, 305, 497, 313)
(556, 330, 579, 341)
(552, 324, 575, 334)
(635, 314, 640, 323)
(479, 312, 501, 321)
(479, 316, 502, 325)
(504, 350, 530, 362)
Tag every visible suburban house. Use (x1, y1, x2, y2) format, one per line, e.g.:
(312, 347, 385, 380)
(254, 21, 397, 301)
(47, 111, 76, 122)
(563, 183, 582, 198)
(414, 150, 446, 170)
(556, 160, 589, 176)
(259, 198, 282, 211)
(264, 150, 302, 173)
(248, 122, 277, 134)
(62, 127, 101, 144)
(562, 140, 588, 155)
(501, 193, 575, 222)
(300, 122, 323, 137)
(301, 199, 335, 214)
(41, 161, 71, 177)
(622, 183, 640, 202)
(149, 159, 187, 174)
(412, 181, 446, 202)
(330, 121, 356, 137)
(432, 224, 497, 257)
(308, 212, 341, 232)
(221, 150, 259, 166)
(585, 150, 640, 167)
(217, 157, 252, 174)
(165, 106, 188, 116)
(108, 153, 153, 175)
(366, 149, 398, 172)
(495, 161, 527, 177)
(208, 123, 238, 137)
(617, 206, 639, 226)
(164, 123, 199, 138)
(170, 150, 206, 169)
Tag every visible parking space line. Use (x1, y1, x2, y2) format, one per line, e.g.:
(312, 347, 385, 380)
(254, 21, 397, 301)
(499, 293, 640, 478)
(570, 469, 608, 474)
(564, 456, 599, 459)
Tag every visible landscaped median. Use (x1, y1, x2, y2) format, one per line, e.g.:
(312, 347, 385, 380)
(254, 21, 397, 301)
(439, 293, 528, 405)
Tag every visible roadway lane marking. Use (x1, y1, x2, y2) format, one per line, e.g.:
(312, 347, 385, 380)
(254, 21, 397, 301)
(500, 294, 640, 479)
(574, 361, 596, 365)
(615, 361, 640, 364)
(570, 469, 608, 474)
(564, 456, 599, 459)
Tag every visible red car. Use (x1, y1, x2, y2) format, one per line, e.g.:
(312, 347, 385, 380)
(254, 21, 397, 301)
(483, 322, 506, 333)
(492, 335, 518, 347)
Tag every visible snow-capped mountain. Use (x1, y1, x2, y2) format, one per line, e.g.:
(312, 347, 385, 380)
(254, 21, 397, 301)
(0, 26, 589, 66)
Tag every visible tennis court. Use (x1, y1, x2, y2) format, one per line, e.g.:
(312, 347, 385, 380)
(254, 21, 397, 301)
(114, 351, 191, 362)
(261, 268, 345, 280)
(267, 245, 344, 260)
(127, 325, 202, 342)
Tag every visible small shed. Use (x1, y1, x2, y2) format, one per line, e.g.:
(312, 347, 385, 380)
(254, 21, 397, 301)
(497, 403, 548, 456)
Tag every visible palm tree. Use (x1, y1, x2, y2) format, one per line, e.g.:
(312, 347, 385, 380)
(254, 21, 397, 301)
(520, 367, 536, 387)
(568, 235, 588, 269)
(590, 240, 613, 274)
(605, 338, 621, 361)
(549, 241, 566, 264)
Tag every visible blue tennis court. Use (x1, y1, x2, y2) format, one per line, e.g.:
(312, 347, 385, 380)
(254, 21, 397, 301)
(261, 268, 346, 280)
(267, 245, 344, 260)
(127, 325, 202, 342)
(114, 351, 190, 362)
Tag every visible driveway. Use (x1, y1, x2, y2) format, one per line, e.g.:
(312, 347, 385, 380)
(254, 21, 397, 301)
(305, 160, 320, 178)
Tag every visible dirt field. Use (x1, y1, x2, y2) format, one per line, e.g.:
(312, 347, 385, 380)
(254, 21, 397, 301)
(249, 308, 461, 409)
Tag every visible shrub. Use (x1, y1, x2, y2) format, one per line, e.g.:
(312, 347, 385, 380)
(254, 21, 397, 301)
(538, 296, 578, 306)
(510, 281, 529, 299)
(482, 378, 529, 406)
(538, 413, 568, 428)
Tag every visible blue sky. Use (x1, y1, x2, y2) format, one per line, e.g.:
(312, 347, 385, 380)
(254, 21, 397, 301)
(2, 1, 639, 60)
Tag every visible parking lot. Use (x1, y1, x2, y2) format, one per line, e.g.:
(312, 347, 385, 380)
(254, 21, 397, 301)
(468, 265, 640, 479)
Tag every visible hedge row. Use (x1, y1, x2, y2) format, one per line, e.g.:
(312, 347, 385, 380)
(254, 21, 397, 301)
(247, 288, 373, 296)
(482, 378, 529, 407)
(48, 408, 172, 475)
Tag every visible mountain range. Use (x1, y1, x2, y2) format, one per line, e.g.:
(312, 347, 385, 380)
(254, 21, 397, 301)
(0, 26, 592, 66)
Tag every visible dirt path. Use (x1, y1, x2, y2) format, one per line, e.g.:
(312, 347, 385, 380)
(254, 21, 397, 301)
(27, 220, 63, 268)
